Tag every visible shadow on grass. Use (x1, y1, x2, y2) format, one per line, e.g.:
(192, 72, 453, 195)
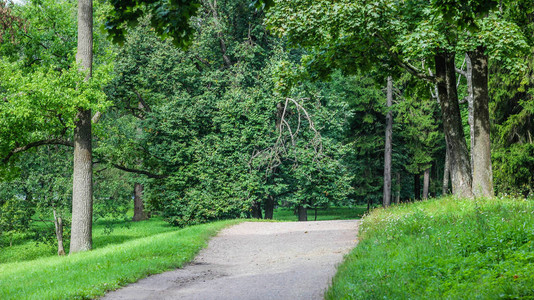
(93, 235, 136, 249)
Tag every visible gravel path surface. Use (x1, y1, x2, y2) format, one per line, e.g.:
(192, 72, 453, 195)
(102, 220, 359, 300)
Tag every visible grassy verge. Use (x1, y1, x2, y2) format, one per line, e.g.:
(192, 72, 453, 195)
(273, 206, 367, 221)
(0, 219, 240, 300)
(0, 217, 176, 264)
(326, 196, 534, 299)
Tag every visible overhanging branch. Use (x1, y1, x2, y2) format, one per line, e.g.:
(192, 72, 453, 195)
(111, 163, 168, 179)
(2, 138, 74, 164)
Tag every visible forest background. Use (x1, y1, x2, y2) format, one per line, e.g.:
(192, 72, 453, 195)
(0, 0, 533, 255)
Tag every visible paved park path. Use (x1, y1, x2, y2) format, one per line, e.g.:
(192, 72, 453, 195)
(102, 220, 359, 300)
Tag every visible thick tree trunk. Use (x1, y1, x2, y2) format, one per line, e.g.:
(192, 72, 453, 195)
(132, 183, 148, 221)
(434, 52, 473, 198)
(70, 0, 94, 254)
(251, 201, 262, 219)
(297, 205, 307, 221)
(383, 76, 393, 207)
(442, 140, 450, 195)
(468, 47, 494, 198)
(53, 209, 66, 256)
(264, 195, 275, 219)
(414, 173, 421, 200)
(395, 172, 400, 204)
(423, 168, 430, 200)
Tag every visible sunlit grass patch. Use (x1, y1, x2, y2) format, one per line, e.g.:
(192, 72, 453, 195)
(0, 219, 240, 300)
(327, 196, 534, 299)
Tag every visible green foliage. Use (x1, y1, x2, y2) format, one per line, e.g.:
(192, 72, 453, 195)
(327, 196, 534, 299)
(104, 0, 201, 47)
(104, 1, 353, 226)
(0, 198, 34, 246)
(493, 144, 534, 197)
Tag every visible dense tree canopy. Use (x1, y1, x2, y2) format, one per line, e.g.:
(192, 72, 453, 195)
(1, 0, 533, 254)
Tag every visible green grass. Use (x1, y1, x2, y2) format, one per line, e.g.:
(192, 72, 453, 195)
(0, 219, 240, 300)
(0, 217, 176, 264)
(326, 196, 534, 299)
(273, 206, 367, 221)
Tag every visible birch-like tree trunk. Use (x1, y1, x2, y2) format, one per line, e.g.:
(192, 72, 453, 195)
(382, 76, 393, 207)
(468, 47, 494, 197)
(70, 0, 93, 253)
(423, 168, 430, 199)
(435, 52, 473, 198)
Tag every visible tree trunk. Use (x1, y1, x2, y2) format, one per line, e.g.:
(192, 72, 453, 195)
(465, 54, 475, 175)
(414, 173, 421, 200)
(468, 47, 494, 198)
(395, 172, 400, 204)
(297, 205, 307, 221)
(70, 0, 94, 254)
(434, 52, 473, 198)
(53, 209, 66, 256)
(442, 139, 450, 195)
(382, 76, 393, 207)
(132, 183, 148, 221)
(423, 168, 430, 200)
(264, 195, 275, 219)
(251, 201, 262, 219)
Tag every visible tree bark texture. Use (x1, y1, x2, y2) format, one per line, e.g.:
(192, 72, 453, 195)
(423, 168, 430, 200)
(465, 54, 475, 174)
(264, 195, 275, 220)
(251, 201, 262, 219)
(297, 205, 307, 221)
(132, 183, 148, 221)
(442, 139, 450, 195)
(53, 210, 66, 256)
(395, 172, 400, 204)
(434, 52, 473, 198)
(414, 173, 421, 200)
(70, 0, 93, 254)
(382, 76, 393, 207)
(468, 47, 494, 198)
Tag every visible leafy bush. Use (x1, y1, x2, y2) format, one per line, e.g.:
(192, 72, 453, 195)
(493, 143, 534, 196)
(327, 196, 534, 299)
(0, 198, 34, 247)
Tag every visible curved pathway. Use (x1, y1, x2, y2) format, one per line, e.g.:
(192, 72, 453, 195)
(102, 220, 359, 300)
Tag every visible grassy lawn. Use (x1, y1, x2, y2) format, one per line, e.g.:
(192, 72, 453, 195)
(326, 196, 534, 299)
(273, 206, 368, 221)
(0, 217, 176, 264)
(0, 219, 240, 300)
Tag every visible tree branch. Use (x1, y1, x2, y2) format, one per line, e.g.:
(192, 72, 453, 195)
(111, 163, 168, 179)
(2, 138, 73, 164)
(374, 32, 435, 83)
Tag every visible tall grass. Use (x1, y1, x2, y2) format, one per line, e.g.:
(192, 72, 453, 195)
(327, 196, 534, 299)
(0, 219, 240, 300)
